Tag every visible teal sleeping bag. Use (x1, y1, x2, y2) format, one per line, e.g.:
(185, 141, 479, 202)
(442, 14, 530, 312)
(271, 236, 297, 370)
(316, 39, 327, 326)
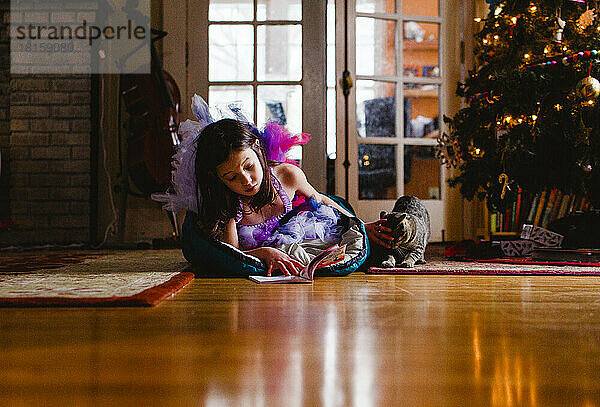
(181, 195, 370, 277)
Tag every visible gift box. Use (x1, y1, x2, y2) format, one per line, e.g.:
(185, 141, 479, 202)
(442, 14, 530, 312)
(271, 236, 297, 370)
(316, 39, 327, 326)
(520, 224, 564, 247)
(498, 240, 539, 257)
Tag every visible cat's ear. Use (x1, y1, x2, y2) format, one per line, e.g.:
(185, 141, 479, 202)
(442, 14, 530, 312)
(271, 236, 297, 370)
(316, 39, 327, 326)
(380, 211, 387, 219)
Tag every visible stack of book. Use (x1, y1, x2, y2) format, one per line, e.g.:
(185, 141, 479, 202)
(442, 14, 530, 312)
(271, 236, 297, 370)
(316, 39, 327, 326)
(489, 188, 593, 234)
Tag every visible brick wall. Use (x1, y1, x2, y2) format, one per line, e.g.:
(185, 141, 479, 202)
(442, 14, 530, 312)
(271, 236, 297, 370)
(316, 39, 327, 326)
(0, 3, 93, 245)
(6, 76, 92, 244)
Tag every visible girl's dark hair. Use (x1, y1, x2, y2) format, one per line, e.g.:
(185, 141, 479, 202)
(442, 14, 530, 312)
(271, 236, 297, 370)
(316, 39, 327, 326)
(195, 118, 275, 238)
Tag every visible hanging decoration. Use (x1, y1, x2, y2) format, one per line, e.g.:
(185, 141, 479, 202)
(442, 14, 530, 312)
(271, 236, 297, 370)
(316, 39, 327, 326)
(487, 172, 518, 211)
(522, 49, 599, 70)
(577, 8, 597, 30)
(576, 76, 600, 101)
(498, 173, 510, 199)
(435, 132, 461, 168)
(553, 16, 566, 42)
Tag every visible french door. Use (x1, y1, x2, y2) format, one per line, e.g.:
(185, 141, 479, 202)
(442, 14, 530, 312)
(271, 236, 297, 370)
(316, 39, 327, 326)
(336, 0, 446, 241)
(164, 0, 328, 192)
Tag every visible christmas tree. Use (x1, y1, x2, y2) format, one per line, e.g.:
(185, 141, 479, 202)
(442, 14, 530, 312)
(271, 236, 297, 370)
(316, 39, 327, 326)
(441, 0, 600, 211)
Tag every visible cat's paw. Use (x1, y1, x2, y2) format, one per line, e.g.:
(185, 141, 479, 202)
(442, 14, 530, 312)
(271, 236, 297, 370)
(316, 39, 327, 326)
(399, 260, 415, 268)
(381, 260, 396, 268)
(415, 258, 426, 265)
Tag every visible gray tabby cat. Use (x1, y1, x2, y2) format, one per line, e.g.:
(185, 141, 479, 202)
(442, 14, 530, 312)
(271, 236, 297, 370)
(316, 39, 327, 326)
(378, 196, 430, 268)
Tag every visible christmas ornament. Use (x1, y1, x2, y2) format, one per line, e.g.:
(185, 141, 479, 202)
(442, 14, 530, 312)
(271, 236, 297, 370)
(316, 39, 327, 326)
(553, 16, 566, 42)
(487, 173, 518, 211)
(435, 132, 460, 168)
(578, 159, 593, 173)
(498, 173, 510, 199)
(575, 76, 600, 101)
(577, 8, 597, 30)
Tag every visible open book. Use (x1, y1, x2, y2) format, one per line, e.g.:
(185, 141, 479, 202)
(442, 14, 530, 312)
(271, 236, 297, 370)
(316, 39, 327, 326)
(248, 244, 346, 284)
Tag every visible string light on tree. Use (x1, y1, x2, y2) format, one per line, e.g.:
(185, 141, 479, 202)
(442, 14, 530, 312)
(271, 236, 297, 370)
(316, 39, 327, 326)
(468, 141, 485, 158)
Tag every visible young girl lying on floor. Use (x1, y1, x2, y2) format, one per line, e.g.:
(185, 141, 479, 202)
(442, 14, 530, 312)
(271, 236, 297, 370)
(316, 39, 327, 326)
(153, 95, 392, 276)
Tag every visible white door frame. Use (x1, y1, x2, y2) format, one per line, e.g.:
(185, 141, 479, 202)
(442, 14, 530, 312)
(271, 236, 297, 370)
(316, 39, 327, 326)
(335, 0, 447, 242)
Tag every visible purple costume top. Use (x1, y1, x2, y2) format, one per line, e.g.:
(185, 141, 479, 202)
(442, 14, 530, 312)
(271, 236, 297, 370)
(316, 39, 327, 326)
(236, 169, 342, 251)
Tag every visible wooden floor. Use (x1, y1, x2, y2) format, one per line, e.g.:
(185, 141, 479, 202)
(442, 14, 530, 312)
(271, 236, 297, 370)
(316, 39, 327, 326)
(2, 247, 600, 406)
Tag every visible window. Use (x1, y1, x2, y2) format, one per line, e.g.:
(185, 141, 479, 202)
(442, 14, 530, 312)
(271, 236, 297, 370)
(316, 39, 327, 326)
(208, 0, 304, 159)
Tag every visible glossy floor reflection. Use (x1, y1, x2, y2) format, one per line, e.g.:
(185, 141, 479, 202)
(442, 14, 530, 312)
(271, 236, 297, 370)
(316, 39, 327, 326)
(1, 248, 600, 406)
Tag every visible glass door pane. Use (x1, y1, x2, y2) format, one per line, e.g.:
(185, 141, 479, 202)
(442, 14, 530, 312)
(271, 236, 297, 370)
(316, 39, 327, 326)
(355, 0, 394, 13)
(402, 0, 439, 17)
(209, 25, 254, 81)
(403, 83, 439, 140)
(257, 0, 302, 21)
(358, 143, 397, 200)
(356, 80, 396, 138)
(208, 85, 255, 119)
(402, 22, 439, 79)
(257, 25, 302, 81)
(355, 17, 396, 77)
(257, 85, 302, 131)
(209, 0, 253, 21)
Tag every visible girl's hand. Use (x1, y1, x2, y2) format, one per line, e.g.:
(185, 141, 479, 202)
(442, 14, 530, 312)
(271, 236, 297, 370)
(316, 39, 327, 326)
(249, 247, 305, 276)
(365, 219, 394, 248)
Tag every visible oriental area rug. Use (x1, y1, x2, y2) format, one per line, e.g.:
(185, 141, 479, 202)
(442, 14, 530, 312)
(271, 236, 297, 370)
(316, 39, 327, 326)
(367, 260, 600, 276)
(0, 250, 193, 307)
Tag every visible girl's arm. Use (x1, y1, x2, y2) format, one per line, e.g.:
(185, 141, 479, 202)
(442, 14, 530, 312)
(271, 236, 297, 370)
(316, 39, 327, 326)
(278, 163, 355, 218)
(219, 217, 303, 276)
(219, 218, 239, 248)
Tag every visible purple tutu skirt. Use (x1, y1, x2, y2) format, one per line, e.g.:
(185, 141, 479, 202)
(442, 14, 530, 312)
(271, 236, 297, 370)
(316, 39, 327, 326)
(237, 197, 343, 251)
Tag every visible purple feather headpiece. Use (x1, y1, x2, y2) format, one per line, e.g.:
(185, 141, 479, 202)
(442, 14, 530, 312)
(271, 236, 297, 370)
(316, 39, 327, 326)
(151, 94, 310, 213)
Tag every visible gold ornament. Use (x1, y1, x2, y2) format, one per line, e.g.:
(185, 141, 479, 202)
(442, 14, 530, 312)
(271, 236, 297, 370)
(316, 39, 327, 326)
(577, 9, 597, 30)
(498, 173, 509, 199)
(575, 76, 600, 101)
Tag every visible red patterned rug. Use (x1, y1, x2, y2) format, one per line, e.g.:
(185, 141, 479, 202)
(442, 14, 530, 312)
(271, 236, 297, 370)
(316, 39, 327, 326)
(461, 258, 600, 267)
(0, 251, 194, 307)
(367, 260, 600, 276)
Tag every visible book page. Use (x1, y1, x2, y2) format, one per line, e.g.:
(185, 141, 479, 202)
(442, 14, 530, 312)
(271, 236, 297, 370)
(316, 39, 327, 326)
(248, 244, 346, 284)
(248, 275, 312, 284)
(300, 244, 346, 280)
